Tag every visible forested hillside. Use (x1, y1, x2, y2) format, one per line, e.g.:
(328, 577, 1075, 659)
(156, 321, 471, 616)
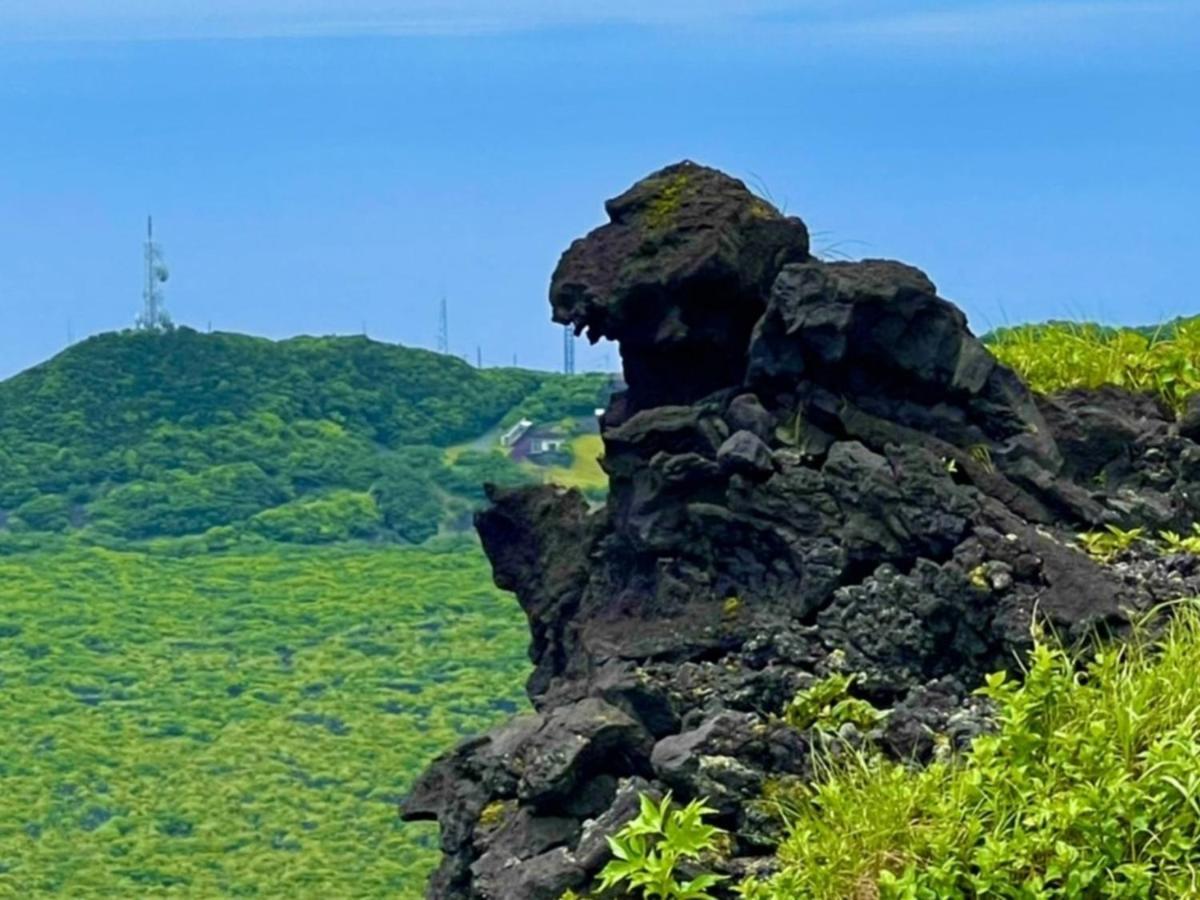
(0, 328, 610, 549)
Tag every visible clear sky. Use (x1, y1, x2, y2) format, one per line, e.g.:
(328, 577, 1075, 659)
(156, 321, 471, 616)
(0, 2, 1197, 379)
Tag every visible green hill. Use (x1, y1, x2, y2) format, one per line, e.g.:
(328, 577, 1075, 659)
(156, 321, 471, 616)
(0, 328, 611, 550)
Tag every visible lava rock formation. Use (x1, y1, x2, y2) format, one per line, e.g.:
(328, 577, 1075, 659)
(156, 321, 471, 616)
(402, 161, 1200, 899)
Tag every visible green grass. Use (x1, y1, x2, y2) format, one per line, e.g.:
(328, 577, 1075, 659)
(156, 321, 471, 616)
(0, 543, 530, 897)
(537, 434, 608, 493)
(740, 603, 1200, 899)
(987, 319, 1200, 414)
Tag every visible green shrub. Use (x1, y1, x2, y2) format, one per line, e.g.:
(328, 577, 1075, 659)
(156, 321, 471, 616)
(11, 493, 73, 532)
(498, 373, 612, 429)
(782, 673, 886, 734)
(90, 463, 290, 538)
(248, 491, 382, 544)
(435, 451, 536, 501)
(590, 793, 727, 900)
(740, 602, 1200, 899)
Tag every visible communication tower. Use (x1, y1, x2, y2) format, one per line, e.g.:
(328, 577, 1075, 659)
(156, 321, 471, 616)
(135, 217, 172, 331)
(563, 324, 576, 375)
(437, 296, 449, 354)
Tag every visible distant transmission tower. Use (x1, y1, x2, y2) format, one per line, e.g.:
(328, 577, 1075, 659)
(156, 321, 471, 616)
(135, 217, 172, 331)
(437, 296, 449, 354)
(563, 324, 576, 375)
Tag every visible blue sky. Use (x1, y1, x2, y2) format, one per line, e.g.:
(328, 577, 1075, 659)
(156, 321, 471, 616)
(0, 2, 1197, 379)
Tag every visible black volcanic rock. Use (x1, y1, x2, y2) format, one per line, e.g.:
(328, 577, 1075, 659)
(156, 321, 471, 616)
(403, 163, 1200, 898)
(551, 160, 811, 409)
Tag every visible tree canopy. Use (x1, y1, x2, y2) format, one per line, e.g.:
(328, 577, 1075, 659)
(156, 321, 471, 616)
(0, 328, 612, 547)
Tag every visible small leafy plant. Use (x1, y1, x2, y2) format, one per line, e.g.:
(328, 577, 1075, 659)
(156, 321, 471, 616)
(595, 793, 727, 900)
(1076, 523, 1145, 562)
(1158, 523, 1200, 555)
(783, 673, 885, 734)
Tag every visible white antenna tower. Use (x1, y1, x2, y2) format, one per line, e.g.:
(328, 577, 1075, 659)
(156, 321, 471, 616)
(563, 324, 576, 375)
(136, 217, 172, 331)
(437, 295, 449, 354)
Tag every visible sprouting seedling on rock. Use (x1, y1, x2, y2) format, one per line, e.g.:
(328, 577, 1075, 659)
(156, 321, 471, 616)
(1077, 524, 1146, 563)
(1157, 523, 1200, 555)
(968, 444, 995, 474)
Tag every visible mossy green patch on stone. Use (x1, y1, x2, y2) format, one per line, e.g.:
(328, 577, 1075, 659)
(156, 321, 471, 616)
(722, 596, 744, 620)
(645, 172, 692, 232)
(477, 799, 514, 831)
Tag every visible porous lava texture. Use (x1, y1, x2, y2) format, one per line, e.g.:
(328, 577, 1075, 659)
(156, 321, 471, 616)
(402, 161, 1200, 899)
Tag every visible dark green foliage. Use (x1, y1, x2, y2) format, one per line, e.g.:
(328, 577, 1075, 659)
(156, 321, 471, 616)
(10, 493, 73, 532)
(0, 330, 608, 544)
(499, 372, 615, 428)
(247, 491, 383, 544)
(372, 473, 445, 545)
(0, 328, 538, 453)
(436, 451, 536, 501)
(89, 462, 291, 538)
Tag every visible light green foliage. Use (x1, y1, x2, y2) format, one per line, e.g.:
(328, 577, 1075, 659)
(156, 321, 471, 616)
(741, 603, 1200, 898)
(534, 434, 608, 498)
(1078, 523, 1200, 563)
(0, 543, 529, 896)
(986, 318, 1200, 414)
(595, 793, 727, 900)
(1076, 524, 1147, 563)
(774, 411, 805, 448)
(1158, 524, 1200, 555)
(782, 673, 885, 734)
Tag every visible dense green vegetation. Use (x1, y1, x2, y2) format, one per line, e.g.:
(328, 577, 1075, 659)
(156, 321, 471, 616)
(0, 329, 612, 546)
(0, 542, 529, 897)
(985, 318, 1200, 414)
(498, 375, 612, 429)
(738, 605, 1200, 898)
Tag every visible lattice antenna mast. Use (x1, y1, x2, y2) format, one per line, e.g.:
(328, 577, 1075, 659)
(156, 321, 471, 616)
(563, 324, 576, 375)
(437, 295, 449, 354)
(136, 217, 172, 331)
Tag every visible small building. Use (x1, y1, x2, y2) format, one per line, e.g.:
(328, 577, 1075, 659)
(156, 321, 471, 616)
(511, 425, 571, 464)
(499, 418, 534, 449)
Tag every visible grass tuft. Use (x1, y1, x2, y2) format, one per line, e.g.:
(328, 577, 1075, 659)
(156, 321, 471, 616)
(986, 319, 1200, 415)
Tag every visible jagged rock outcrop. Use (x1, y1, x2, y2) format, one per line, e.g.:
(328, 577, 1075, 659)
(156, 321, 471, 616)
(402, 161, 1200, 898)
